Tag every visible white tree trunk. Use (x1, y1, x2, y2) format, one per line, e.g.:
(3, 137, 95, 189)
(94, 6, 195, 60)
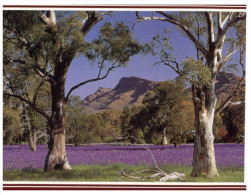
(191, 82, 219, 177)
(29, 134, 37, 151)
(163, 130, 168, 145)
(191, 108, 218, 177)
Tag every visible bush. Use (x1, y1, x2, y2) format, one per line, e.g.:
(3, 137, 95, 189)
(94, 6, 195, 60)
(90, 136, 102, 144)
(150, 132, 163, 145)
(103, 136, 115, 143)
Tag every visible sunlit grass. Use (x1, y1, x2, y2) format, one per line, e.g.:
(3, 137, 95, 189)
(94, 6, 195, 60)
(3, 164, 244, 182)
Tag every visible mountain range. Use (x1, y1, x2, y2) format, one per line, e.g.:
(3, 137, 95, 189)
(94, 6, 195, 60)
(82, 73, 245, 113)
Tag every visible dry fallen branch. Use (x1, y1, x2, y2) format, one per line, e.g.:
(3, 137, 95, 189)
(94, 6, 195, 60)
(120, 169, 185, 181)
(120, 171, 145, 180)
(120, 134, 185, 182)
(159, 172, 185, 182)
(130, 169, 151, 175)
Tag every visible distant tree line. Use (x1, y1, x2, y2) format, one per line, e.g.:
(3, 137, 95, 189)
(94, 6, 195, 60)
(3, 80, 244, 148)
(65, 96, 121, 146)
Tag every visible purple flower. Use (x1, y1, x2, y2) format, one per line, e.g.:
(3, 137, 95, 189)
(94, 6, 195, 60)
(3, 144, 244, 170)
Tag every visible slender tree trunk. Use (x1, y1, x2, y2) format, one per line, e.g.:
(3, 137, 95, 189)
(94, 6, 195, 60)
(44, 60, 72, 171)
(23, 105, 37, 151)
(191, 81, 219, 177)
(163, 130, 168, 145)
(29, 134, 37, 151)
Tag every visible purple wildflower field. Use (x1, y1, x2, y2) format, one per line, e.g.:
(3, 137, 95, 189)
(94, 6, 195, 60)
(3, 144, 244, 170)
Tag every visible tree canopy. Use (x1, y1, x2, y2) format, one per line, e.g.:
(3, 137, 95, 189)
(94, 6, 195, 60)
(3, 10, 141, 171)
(121, 81, 194, 145)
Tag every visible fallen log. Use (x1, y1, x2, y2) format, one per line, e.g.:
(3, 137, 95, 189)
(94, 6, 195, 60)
(120, 169, 185, 182)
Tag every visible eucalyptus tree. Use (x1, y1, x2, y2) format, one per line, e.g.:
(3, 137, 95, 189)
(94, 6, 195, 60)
(18, 75, 51, 151)
(3, 102, 23, 145)
(23, 103, 49, 151)
(129, 81, 188, 146)
(3, 11, 140, 171)
(135, 11, 246, 177)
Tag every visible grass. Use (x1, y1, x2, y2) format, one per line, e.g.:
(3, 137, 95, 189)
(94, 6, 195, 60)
(3, 164, 244, 182)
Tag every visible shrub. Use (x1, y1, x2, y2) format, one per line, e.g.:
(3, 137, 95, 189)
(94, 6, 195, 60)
(103, 136, 115, 143)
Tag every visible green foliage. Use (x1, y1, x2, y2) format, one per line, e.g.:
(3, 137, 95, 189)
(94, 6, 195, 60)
(95, 110, 122, 142)
(145, 28, 211, 88)
(120, 106, 139, 135)
(226, 19, 246, 51)
(86, 115, 103, 142)
(222, 104, 245, 143)
(66, 96, 88, 146)
(171, 12, 208, 50)
(83, 22, 141, 67)
(3, 103, 23, 144)
(120, 106, 132, 134)
(179, 58, 211, 86)
(143, 33, 174, 57)
(149, 132, 164, 145)
(66, 101, 122, 145)
(103, 136, 115, 143)
(121, 81, 193, 145)
(213, 114, 225, 143)
(3, 11, 141, 80)
(141, 81, 190, 144)
(120, 105, 141, 143)
(3, 11, 141, 133)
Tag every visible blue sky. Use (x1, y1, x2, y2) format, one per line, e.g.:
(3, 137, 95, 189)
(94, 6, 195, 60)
(65, 11, 204, 99)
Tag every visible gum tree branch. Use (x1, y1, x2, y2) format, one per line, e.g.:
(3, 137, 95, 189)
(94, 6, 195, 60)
(153, 59, 180, 75)
(41, 11, 56, 26)
(33, 79, 46, 105)
(217, 48, 237, 73)
(205, 12, 215, 45)
(155, 11, 208, 57)
(214, 13, 246, 49)
(65, 61, 119, 102)
(215, 49, 245, 115)
(82, 11, 104, 37)
(35, 130, 49, 141)
(3, 93, 51, 122)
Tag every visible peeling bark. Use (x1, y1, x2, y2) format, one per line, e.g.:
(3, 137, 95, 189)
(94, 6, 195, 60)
(29, 134, 37, 151)
(191, 83, 219, 177)
(44, 60, 72, 171)
(44, 96, 71, 171)
(44, 132, 71, 171)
